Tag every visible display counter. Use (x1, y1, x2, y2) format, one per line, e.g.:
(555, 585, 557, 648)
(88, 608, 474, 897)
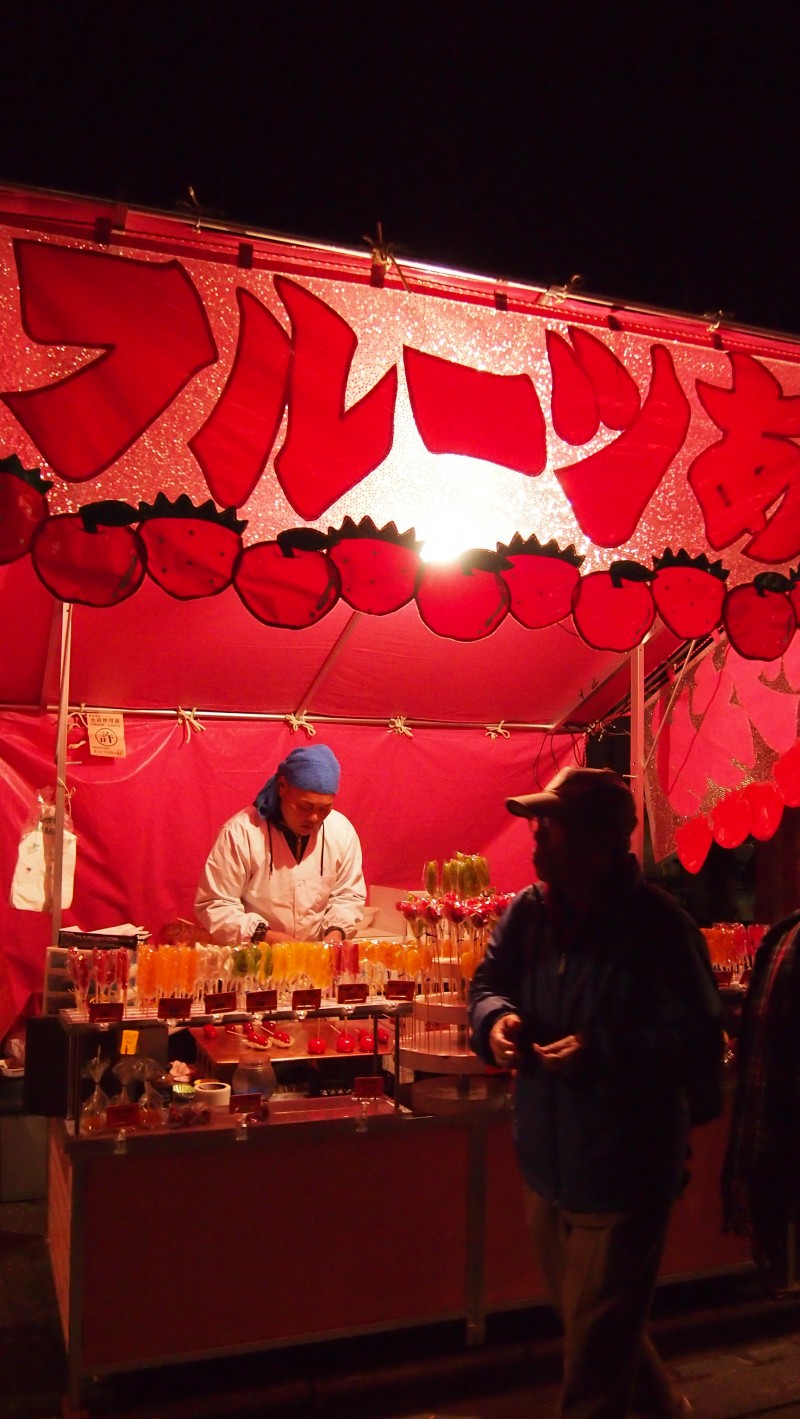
(48, 1069, 752, 1414)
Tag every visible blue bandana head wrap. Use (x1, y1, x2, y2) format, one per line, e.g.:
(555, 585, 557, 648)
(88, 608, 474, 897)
(254, 744, 341, 820)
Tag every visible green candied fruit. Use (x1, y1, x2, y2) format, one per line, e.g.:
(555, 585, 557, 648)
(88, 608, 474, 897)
(232, 947, 249, 977)
(458, 857, 478, 897)
(474, 855, 490, 891)
(424, 859, 439, 896)
(261, 944, 273, 980)
(246, 944, 261, 976)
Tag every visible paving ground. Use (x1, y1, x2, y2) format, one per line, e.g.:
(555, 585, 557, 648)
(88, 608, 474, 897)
(3, 1197, 800, 1419)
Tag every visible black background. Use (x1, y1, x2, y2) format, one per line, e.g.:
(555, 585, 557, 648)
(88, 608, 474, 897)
(4, 4, 800, 334)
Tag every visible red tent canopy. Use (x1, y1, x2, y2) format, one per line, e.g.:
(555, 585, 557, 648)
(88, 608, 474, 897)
(2, 183, 800, 1034)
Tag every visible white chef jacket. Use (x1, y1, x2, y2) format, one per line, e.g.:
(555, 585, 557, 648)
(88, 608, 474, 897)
(194, 806, 366, 944)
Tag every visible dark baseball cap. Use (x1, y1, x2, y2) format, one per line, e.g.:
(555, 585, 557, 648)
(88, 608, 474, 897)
(506, 766, 637, 836)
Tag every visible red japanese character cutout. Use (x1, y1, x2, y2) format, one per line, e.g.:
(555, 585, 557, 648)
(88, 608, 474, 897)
(233, 528, 340, 628)
(498, 534, 584, 629)
(138, 494, 247, 600)
(273, 277, 397, 520)
(415, 550, 511, 642)
(0, 453, 52, 564)
(190, 289, 291, 509)
(689, 353, 800, 562)
(3, 242, 217, 481)
(326, 517, 421, 615)
(404, 348, 546, 474)
(547, 327, 640, 444)
(555, 345, 690, 547)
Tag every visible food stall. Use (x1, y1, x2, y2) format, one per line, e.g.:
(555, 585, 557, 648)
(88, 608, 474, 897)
(2, 182, 800, 1410)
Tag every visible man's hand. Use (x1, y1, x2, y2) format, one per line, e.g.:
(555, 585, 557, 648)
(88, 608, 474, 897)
(533, 1034, 584, 1074)
(488, 1013, 523, 1069)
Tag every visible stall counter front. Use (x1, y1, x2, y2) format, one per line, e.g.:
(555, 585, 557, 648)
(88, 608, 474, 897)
(48, 1079, 753, 1412)
(48, 1098, 477, 1411)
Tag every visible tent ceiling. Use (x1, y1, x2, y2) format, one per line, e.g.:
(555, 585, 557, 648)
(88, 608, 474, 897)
(1, 555, 672, 727)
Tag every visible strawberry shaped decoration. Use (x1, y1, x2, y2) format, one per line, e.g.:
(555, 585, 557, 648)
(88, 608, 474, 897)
(674, 815, 713, 875)
(571, 561, 655, 652)
(0, 453, 52, 564)
(742, 781, 784, 841)
(773, 740, 800, 807)
(498, 534, 584, 630)
(31, 502, 146, 607)
(137, 494, 247, 600)
(710, 790, 752, 849)
(233, 528, 341, 628)
(326, 516, 422, 614)
(414, 549, 511, 641)
(723, 573, 796, 661)
(651, 549, 729, 639)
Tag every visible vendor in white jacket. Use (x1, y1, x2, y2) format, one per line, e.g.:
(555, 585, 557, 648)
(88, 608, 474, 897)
(195, 744, 366, 945)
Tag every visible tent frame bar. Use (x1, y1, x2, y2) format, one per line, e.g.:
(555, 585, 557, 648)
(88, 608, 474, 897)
(0, 701, 585, 735)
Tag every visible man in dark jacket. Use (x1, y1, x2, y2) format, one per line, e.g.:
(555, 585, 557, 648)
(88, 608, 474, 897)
(469, 767, 722, 1419)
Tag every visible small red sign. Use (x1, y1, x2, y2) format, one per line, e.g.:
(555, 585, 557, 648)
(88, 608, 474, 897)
(203, 992, 237, 1013)
(384, 980, 415, 1001)
(229, 1093, 262, 1114)
(337, 983, 369, 1004)
(157, 997, 192, 1020)
(88, 1001, 125, 1023)
(106, 1102, 141, 1127)
(246, 990, 277, 1012)
(353, 1076, 385, 1099)
(291, 988, 321, 1012)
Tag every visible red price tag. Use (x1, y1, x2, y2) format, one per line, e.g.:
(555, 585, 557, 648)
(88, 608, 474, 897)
(106, 1102, 141, 1127)
(229, 1093, 262, 1114)
(291, 989, 321, 1012)
(203, 992, 237, 1013)
(384, 980, 415, 1001)
(353, 1076, 385, 1099)
(88, 1001, 125, 1023)
(337, 983, 369, 1004)
(157, 997, 192, 1020)
(245, 990, 277, 1012)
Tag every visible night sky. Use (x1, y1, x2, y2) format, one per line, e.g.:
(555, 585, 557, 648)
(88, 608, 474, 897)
(5, 5, 800, 336)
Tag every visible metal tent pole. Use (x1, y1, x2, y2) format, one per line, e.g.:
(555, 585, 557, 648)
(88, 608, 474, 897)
(630, 643, 645, 867)
(51, 602, 74, 945)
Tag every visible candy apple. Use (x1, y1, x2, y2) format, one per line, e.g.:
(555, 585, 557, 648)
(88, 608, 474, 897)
(260, 1021, 292, 1047)
(0, 454, 52, 564)
(307, 1036, 327, 1055)
(336, 1031, 358, 1054)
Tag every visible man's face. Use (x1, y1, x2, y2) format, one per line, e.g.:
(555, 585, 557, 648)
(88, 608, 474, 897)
(530, 815, 570, 886)
(278, 776, 335, 835)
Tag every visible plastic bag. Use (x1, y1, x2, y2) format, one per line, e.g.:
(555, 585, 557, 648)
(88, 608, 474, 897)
(10, 786, 77, 911)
